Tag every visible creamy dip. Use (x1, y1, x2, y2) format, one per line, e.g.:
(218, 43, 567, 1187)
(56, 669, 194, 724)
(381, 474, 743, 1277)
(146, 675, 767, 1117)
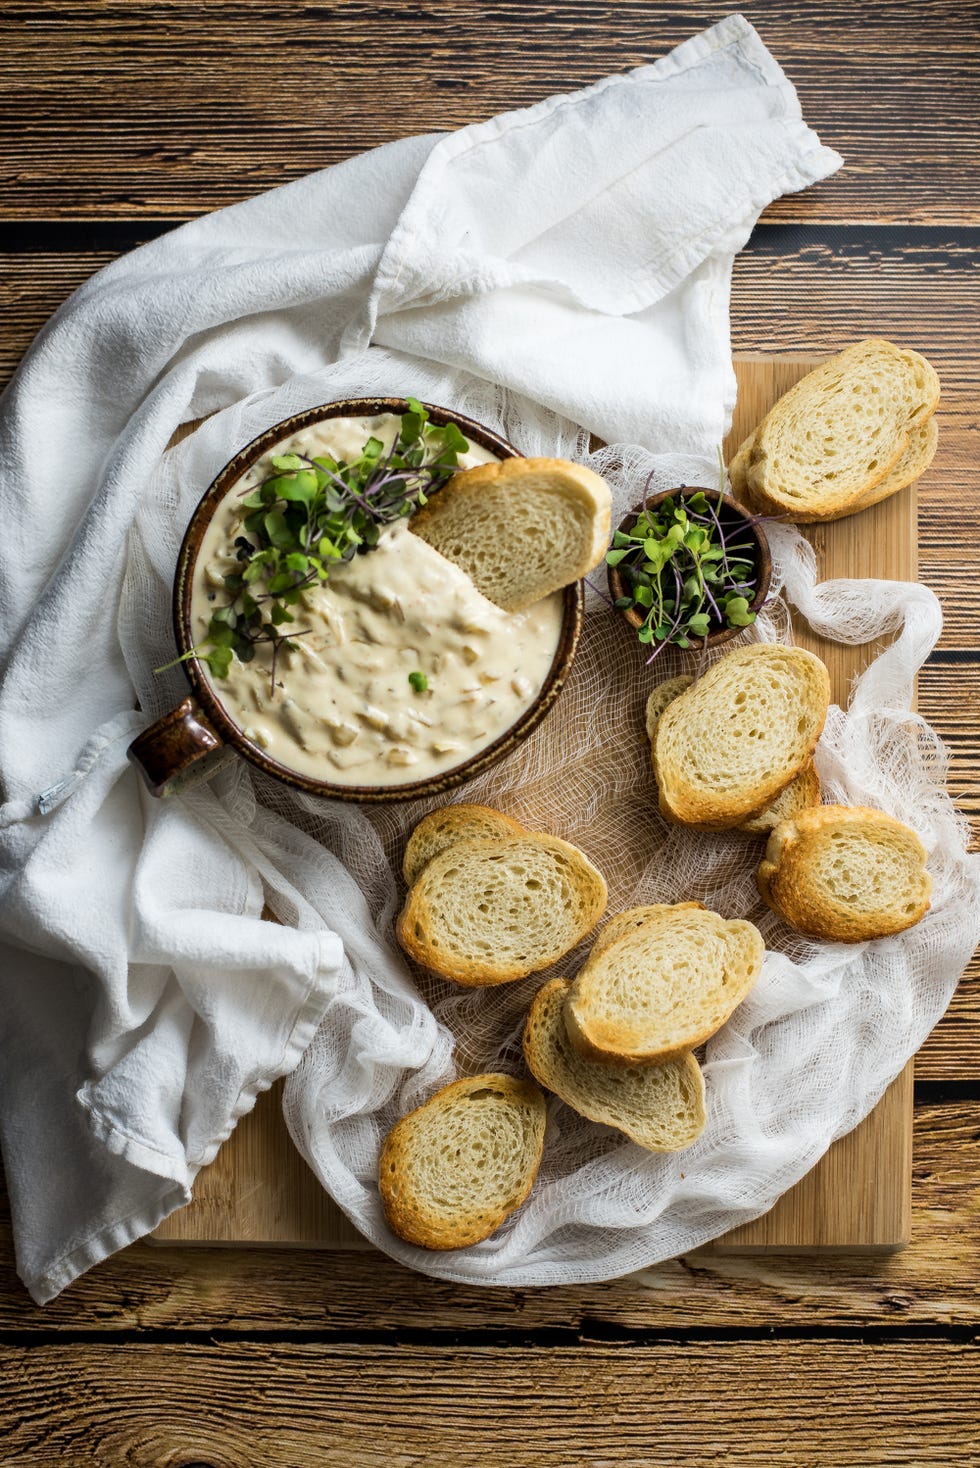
(190, 413, 565, 787)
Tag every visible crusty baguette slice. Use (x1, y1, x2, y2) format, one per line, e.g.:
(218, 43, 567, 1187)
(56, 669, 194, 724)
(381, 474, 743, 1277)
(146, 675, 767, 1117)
(589, 903, 706, 961)
(397, 832, 607, 986)
(644, 675, 694, 742)
(409, 457, 612, 613)
(844, 415, 939, 516)
(523, 978, 706, 1152)
(403, 803, 526, 885)
(758, 804, 932, 942)
(727, 432, 756, 503)
(736, 339, 940, 523)
(644, 676, 822, 834)
(652, 644, 830, 829)
(378, 1073, 547, 1250)
(738, 760, 822, 836)
(732, 411, 939, 526)
(564, 904, 765, 1066)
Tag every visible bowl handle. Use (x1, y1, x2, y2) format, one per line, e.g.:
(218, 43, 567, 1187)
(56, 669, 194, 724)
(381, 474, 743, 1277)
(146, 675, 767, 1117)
(128, 697, 228, 797)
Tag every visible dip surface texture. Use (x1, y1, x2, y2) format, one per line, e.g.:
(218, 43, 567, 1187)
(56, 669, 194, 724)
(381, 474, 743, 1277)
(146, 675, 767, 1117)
(190, 414, 564, 786)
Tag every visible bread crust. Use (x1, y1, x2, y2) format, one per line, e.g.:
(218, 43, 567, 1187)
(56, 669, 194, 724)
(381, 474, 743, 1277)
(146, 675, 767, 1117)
(564, 904, 765, 1066)
(397, 830, 608, 985)
(733, 339, 940, 524)
(378, 1073, 547, 1250)
(738, 759, 822, 836)
(651, 644, 830, 829)
(523, 977, 706, 1152)
(402, 802, 526, 885)
(758, 804, 932, 942)
(644, 676, 694, 743)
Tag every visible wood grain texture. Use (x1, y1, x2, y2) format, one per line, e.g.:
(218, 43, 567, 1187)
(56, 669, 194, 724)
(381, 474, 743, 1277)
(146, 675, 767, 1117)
(3, 1339, 979, 1466)
(919, 659, 980, 826)
(3, 1105, 977, 1331)
(0, 13, 978, 1464)
(917, 950, 980, 1079)
(1, 2, 978, 223)
(730, 228, 979, 388)
(5, 227, 977, 398)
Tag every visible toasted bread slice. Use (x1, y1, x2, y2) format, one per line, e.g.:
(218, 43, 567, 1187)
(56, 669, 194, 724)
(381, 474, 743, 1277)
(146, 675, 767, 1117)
(402, 803, 526, 885)
(410, 457, 612, 613)
(738, 760, 822, 836)
(590, 903, 706, 960)
(523, 978, 706, 1152)
(845, 415, 939, 515)
(734, 339, 940, 523)
(727, 432, 756, 503)
(645, 676, 822, 834)
(397, 832, 607, 986)
(758, 804, 932, 942)
(731, 407, 938, 526)
(651, 644, 830, 829)
(564, 904, 765, 1066)
(378, 1073, 547, 1250)
(644, 676, 694, 742)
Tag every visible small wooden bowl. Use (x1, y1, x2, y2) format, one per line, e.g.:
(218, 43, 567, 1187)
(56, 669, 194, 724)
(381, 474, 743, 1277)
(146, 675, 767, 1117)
(606, 487, 772, 653)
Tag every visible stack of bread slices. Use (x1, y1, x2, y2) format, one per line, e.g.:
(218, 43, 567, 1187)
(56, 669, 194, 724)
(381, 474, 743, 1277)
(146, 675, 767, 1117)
(645, 670, 824, 836)
(397, 805, 608, 987)
(523, 901, 764, 1153)
(645, 644, 932, 941)
(648, 643, 831, 832)
(728, 338, 940, 524)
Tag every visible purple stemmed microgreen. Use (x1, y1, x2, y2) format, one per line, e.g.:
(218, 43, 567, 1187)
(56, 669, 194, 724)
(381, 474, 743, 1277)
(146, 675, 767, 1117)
(606, 479, 763, 665)
(156, 398, 470, 690)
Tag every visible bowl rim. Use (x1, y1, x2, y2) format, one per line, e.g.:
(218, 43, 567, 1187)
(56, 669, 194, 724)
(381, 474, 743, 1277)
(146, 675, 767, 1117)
(606, 485, 772, 649)
(172, 396, 584, 803)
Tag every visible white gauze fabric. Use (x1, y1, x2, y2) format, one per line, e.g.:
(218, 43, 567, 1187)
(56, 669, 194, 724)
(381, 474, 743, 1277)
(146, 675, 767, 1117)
(281, 481, 980, 1284)
(1, 13, 972, 1304)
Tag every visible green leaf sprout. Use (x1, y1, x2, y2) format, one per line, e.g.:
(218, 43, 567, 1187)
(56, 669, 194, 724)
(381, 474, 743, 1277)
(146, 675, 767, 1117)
(164, 400, 470, 696)
(606, 478, 764, 665)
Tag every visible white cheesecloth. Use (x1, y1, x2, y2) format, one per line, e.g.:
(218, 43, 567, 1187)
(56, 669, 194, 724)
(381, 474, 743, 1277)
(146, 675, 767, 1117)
(1, 15, 975, 1304)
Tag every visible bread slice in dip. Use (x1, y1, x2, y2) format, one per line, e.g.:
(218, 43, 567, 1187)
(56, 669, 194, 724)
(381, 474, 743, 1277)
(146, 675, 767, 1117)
(410, 457, 612, 612)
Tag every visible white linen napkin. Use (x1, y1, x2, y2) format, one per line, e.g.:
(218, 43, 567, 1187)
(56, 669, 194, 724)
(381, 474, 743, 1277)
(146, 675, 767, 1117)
(0, 14, 841, 1302)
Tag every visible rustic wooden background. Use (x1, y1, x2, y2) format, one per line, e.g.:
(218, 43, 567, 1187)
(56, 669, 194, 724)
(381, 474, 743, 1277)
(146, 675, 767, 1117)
(2, 1, 978, 1462)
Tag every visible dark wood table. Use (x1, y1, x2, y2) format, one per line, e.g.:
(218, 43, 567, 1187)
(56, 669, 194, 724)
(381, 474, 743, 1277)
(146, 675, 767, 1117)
(2, 4, 978, 1462)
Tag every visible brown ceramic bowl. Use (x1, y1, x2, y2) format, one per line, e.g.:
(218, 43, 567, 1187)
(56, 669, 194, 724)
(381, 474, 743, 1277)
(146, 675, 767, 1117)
(128, 398, 584, 801)
(607, 487, 771, 653)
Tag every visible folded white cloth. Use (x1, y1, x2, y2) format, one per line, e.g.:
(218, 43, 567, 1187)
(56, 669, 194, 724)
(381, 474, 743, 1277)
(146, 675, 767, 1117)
(0, 15, 845, 1301)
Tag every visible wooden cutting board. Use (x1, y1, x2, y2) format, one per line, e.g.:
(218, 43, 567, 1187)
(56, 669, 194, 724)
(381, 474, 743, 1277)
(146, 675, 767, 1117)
(152, 353, 916, 1255)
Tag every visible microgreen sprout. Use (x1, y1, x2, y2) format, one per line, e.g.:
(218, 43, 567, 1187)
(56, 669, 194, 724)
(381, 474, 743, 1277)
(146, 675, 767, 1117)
(607, 476, 764, 665)
(163, 399, 469, 695)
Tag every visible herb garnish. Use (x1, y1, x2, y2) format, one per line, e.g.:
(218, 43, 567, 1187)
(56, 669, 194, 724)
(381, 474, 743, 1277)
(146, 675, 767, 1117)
(607, 485, 760, 664)
(408, 671, 429, 693)
(159, 398, 469, 695)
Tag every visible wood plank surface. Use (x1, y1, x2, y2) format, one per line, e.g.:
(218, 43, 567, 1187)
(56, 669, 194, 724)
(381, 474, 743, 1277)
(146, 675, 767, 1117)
(1, 7, 979, 1466)
(151, 351, 918, 1256)
(3, 1340, 978, 1467)
(1, 1, 977, 224)
(4, 1104, 977, 1331)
